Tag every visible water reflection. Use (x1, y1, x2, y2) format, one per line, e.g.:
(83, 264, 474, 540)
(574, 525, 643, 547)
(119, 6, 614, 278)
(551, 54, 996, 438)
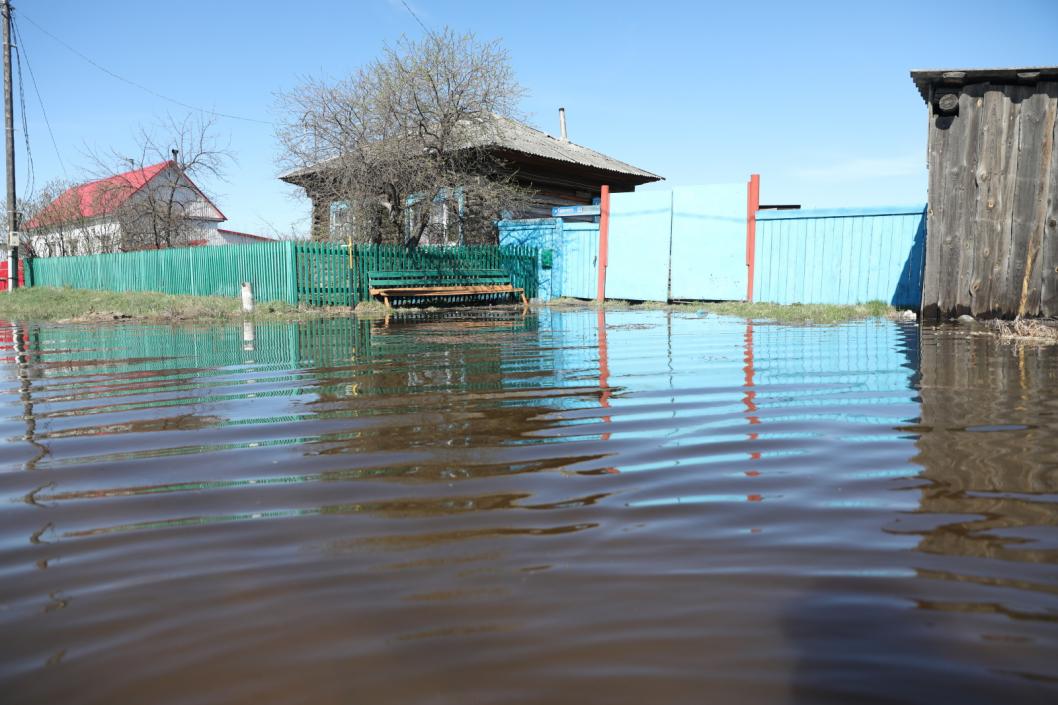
(1, 312, 1056, 704)
(912, 332, 1058, 564)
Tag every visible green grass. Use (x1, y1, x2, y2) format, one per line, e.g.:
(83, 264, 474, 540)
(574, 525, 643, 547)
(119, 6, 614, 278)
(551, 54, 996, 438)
(696, 300, 896, 323)
(0, 287, 319, 322)
(0, 287, 903, 325)
(352, 299, 392, 318)
(543, 297, 898, 323)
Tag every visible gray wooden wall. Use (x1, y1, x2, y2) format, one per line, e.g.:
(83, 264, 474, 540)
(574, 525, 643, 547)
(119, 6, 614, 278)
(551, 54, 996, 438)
(922, 82, 1058, 319)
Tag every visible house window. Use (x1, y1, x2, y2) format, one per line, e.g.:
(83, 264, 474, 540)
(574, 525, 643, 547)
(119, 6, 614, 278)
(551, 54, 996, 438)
(407, 188, 464, 246)
(329, 201, 352, 240)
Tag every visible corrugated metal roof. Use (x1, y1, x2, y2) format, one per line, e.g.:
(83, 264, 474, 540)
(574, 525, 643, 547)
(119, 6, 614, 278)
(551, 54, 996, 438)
(910, 66, 1058, 102)
(280, 114, 662, 183)
(486, 115, 661, 180)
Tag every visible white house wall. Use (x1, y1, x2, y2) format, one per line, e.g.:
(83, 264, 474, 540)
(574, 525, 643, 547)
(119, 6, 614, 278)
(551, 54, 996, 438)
(130, 166, 224, 222)
(30, 218, 231, 255)
(28, 221, 123, 257)
(216, 232, 269, 246)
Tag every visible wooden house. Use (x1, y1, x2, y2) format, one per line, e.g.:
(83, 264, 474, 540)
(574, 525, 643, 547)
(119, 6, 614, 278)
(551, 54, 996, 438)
(280, 112, 662, 242)
(912, 67, 1058, 319)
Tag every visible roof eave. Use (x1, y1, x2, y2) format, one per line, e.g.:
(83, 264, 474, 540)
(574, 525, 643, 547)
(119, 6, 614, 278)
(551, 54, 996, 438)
(280, 150, 663, 186)
(910, 65, 1058, 103)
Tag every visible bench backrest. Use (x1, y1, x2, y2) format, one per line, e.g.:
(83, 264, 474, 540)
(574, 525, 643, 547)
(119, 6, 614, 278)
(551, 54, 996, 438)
(368, 269, 513, 288)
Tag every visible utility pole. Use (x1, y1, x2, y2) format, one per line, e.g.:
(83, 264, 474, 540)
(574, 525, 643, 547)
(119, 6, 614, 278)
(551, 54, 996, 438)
(2, 0, 16, 291)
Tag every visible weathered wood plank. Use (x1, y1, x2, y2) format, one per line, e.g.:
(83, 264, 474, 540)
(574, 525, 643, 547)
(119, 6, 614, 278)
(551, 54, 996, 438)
(922, 97, 950, 320)
(960, 84, 991, 316)
(1015, 84, 1057, 315)
(970, 86, 1018, 316)
(941, 85, 984, 317)
(1039, 83, 1058, 316)
(983, 86, 1027, 316)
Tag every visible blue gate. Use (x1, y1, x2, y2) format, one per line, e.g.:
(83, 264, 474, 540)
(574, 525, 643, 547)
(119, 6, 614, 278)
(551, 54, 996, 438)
(560, 222, 599, 299)
(670, 184, 747, 301)
(605, 190, 672, 301)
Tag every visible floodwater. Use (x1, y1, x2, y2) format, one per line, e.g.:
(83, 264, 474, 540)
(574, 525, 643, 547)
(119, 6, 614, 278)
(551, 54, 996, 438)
(1, 310, 1057, 705)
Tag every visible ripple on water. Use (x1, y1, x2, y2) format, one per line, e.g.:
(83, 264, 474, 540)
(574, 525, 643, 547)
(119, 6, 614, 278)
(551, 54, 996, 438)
(1, 312, 1057, 704)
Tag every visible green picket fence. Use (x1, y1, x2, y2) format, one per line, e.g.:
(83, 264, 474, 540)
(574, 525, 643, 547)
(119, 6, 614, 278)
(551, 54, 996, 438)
(30, 241, 300, 304)
(295, 242, 351, 307)
(349, 244, 538, 305)
(29, 241, 538, 308)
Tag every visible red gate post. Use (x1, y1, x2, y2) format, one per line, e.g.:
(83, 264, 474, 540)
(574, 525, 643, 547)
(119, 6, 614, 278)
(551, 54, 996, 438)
(744, 173, 761, 302)
(597, 185, 610, 302)
(746, 174, 760, 302)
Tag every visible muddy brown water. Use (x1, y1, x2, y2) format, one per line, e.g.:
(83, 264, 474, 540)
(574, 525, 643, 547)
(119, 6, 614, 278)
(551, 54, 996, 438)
(1, 310, 1057, 704)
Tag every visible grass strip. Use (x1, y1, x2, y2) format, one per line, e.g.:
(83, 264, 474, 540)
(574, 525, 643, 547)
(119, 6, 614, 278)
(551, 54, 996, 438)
(543, 297, 900, 323)
(0, 287, 333, 323)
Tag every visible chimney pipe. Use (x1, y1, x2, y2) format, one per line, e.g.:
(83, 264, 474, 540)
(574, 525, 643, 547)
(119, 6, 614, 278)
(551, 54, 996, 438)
(171, 148, 179, 166)
(559, 107, 568, 142)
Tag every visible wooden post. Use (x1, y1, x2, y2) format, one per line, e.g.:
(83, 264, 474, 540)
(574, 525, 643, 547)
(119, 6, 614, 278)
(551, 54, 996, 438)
(2, 0, 16, 291)
(745, 174, 760, 302)
(597, 185, 610, 302)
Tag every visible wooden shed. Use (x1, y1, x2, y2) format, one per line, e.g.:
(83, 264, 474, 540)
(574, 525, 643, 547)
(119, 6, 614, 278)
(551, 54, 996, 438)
(912, 67, 1058, 319)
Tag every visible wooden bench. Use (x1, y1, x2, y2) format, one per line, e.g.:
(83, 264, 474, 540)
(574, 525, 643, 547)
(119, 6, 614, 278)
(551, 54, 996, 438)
(368, 269, 527, 307)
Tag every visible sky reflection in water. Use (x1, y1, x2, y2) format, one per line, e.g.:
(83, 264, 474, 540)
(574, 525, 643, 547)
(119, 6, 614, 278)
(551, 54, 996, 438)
(1, 310, 1057, 704)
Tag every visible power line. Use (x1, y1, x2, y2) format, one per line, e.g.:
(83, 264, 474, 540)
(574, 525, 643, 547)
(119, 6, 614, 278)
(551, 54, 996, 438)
(13, 16, 66, 180)
(17, 11, 273, 126)
(398, 0, 432, 35)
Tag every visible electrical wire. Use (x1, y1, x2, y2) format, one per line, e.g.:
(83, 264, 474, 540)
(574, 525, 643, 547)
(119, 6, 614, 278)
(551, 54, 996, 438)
(398, 0, 432, 35)
(17, 11, 273, 126)
(13, 15, 66, 180)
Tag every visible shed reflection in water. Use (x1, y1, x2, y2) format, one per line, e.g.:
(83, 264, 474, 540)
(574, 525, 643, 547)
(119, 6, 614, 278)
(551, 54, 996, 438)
(0, 312, 1056, 704)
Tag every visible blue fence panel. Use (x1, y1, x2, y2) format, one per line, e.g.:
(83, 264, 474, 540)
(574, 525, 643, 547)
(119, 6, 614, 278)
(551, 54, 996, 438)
(753, 205, 926, 308)
(561, 222, 600, 299)
(499, 218, 599, 300)
(670, 184, 747, 301)
(606, 190, 672, 302)
(498, 218, 557, 300)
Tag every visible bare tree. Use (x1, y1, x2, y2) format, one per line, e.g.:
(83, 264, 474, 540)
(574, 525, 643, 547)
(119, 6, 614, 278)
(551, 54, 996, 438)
(89, 114, 233, 251)
(277, 28, 533, 247)
(19, 178, 106, 256)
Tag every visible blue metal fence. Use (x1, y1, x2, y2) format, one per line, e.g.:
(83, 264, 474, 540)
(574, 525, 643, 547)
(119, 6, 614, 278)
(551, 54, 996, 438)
(502, 198, 927, 309)
(752, 205, 926, 308)
(499, 218, 599, 300)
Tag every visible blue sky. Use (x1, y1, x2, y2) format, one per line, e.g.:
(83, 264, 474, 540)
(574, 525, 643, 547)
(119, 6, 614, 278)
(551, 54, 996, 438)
(11, 0, 1058, 235)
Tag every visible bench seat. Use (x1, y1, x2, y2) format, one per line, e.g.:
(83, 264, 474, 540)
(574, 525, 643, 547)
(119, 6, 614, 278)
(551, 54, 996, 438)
(368, 269, 527, 307)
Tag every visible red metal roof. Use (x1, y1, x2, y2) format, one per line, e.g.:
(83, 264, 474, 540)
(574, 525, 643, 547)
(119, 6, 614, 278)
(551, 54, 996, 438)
(25, 160, 226, 229)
